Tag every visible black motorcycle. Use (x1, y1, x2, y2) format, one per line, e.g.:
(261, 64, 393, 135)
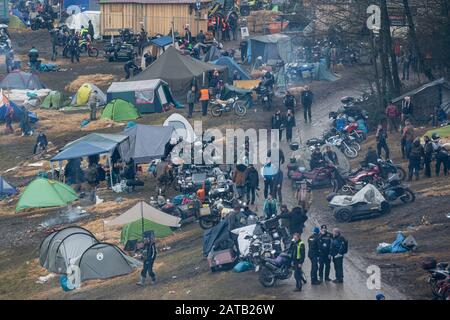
(104, 42, 135, 62)
(30, 14, 54, 31)
(258, 252, 293, 287)
(254, 83, 273, 110)
(198, 198, 235, 229)
(381, 175, 415, 203)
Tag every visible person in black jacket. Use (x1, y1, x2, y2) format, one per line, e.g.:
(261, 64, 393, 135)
(33, 131, 48, 154)
(124, 59, 139, 79)
(376, 124, 390, 159)
(137, 237, 157, 286)
(318, 225, 332, 282)
(423, 135, 433, 178)
(285, 109, 296, 143)
(271, 110, 285, 141)
(308, 227, 322, 285)
(330, 228, 348, 284)
(310, 147, 325, 170)
(283, 91, 296, 112)
(362, 146, 378, 167)
(290, 233, 306, 292)
(278, 206, 308, 236)
(301, 86, 314, 123)
(245, 164, 259, 205)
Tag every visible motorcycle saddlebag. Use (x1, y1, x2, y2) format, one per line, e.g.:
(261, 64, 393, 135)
(207, 249, 237, 271)
(421, 257, 437, 270)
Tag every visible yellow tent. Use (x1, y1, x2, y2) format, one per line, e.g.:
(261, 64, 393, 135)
(71, 83, 106, 106)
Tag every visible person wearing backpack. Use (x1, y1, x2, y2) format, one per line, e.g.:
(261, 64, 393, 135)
(408, 138, 424, 181)
(86, 163, 99, 204)
(330, 228, 348, 284)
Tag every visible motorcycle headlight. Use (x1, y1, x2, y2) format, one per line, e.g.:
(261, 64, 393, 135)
(336, 141, 342, 146)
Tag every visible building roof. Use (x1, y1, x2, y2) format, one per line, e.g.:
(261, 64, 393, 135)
(100, 0, 210, 4)
(392, 78, 450, 103)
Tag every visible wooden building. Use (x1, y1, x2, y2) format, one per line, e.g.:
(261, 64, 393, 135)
(100, 0, 211, 36)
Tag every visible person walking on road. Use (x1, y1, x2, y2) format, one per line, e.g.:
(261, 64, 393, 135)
(330, 228, 348, 284)
(271, 110, 284, 141)
(273, 169, 284, 203)
(199, 86, 209, 116)
(137, 237, 157, 286)
(318, 225, 332, 282)
(283, 91, 296, 113)
(376, 124, 390, 159)
(285, 109, 296, 143)
(301, 86, 314, 123)
(186, 86, 196, 118)
(244, 164, 259, 205)
(308, 227, 322, 285)
(291, 233, 306, 292)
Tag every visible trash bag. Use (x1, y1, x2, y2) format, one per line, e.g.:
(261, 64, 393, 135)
(233, 261, 254, 273)
(59, 275, 75, 292)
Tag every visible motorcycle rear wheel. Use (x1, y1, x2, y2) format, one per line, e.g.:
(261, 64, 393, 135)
(259, 267, 276, 287)
(199, 216, 218, 229)
(88, 48, 99, 57)
(211, 105, 222, 117)
(396, 166, 406, 181)
(343, 146, 358, 159)
(350, 142, 361, 151)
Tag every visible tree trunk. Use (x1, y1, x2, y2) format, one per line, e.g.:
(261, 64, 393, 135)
(402, 0, 434, 80)
(370, 33, 384, 111)
(379, 0, 394, 100)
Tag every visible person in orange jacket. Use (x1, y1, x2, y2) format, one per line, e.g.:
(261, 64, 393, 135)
(199, 86, 210, 116)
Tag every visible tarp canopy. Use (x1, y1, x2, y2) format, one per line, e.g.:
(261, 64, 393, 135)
(71, 83, 106, 107)
(0, 71, 45, 90)
(221, 83, 252, 101)
(64, 11, 101, 39)
(131, 46, 226, 101)
(202, 217, 232, 256)
(329, 184, 386, 207)
(203, 45, 222, 63)
(163, 113, 197, 143)
(122, 124, 174, 163)
(101, 99, 140, 122)
(0, 176, 17, 197)
(248, 33, 293, 64)
(121, 218, 173, 244)
(213, 57, 251, 80)
(107, 201, 181, 228)
(150, 36, 173, 48)
(16, 178, 78, 212)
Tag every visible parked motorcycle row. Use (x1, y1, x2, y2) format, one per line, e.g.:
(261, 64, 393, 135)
(286, 95, 415, 223)
(422, 257, 450, 300)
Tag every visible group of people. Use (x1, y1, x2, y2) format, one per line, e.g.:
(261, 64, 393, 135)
(283, 86, 315, 123)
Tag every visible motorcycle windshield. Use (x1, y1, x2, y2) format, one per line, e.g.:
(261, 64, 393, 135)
(290, 144, 350, 174)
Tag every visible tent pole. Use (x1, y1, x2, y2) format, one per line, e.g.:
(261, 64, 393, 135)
(108, 156, 113, 188)
(141, 201, 144, 241)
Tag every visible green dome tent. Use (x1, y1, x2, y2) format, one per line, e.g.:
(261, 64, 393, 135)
(101, 99, 140, 122)
(120, 218, 173, 244)
(40, 91, 64, 109)
(16, 178, 78, 212)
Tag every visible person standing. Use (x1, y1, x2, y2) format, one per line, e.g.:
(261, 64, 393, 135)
(20, 105, 32, 136)
(199, 86, 209, 116)
(186, 86, 196, 118)
(244, 164, 259, 205)
(50, 29, 58, 61)
(323, 145, 339, 165)
(271, 110, 284, 141)
(33, 131, 48, 154)
(232, 166, 246, 200)
(401, 51, 411, 81)
(402, 120, 415, 159)
(278, 206, 308, 236)
(432, 134, 449, 177)
(263, 194, 278, 218)
(124, 59, 139, 79)
(184, 24, 192, 44)
(318, 225, 332, 282)
(283, 91, 296, 113)
(423, 135, 433, 178)
(28, 46, 39, 70)
(239, 40, 248, 63)
(136, 237, 157, 286)
(88, 20, 95, 42)
(273, 169, 283, 204)
(330, 228, 348, 284)
(88, 90, 99, 121)
(385, 102, 400, 133)
(301, 86, 314, 123)
(290, 233, 306, 292)
(285, 109, 296, 143)
(401, 96, 413, 125)
(307, 227, 322, 285)
(196, 30, 206, 44)
(85, 161, 99, 204)
(4, 104, 14, 134)
(68, 34, 80, 63)
(408, 138, 424, 181)
(376, 124, 390, 159)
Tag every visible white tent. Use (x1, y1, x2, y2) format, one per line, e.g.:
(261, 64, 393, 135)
(107, 201, 181, 228)
(163, 113, 197, 143)
(65, 11, 101, 39)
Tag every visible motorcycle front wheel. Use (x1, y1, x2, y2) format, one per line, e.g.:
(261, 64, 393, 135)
(400, 188, 415, 203)
(211, 105, 222, 117)
(88, 48, 99, 57)
(396, 166, 406, 181)
(31, 23, 38, 31)
(199, 216, 218, 229)
(350, 141, 361, 151)
(234, 101, 247, 117)
(259, 267, 276, 287)
(343, 146, 358, 159)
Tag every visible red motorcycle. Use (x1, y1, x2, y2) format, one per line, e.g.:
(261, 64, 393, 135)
(343, 122, 366, 142)
(341, 164, 386, 194)
(289, 163, 343, 191)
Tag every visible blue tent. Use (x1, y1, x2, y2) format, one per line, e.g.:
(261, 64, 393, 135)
(0, 99, 38, 123)
(0, 176, 17, 198)
(51, 141, 110, 162)
(150, 36, 173, 48)
(212, 57, 251, 81)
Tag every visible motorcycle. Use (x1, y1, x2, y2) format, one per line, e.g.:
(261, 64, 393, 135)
(381, 175, 415, 204)
(79, 38, 99, 57)
(289, 163, 342, 191)
(30, 14, 54, 31)
(340, 163, 385, 195)
(104, 42, 135, 62)
(254, 83, 273, 110)
(149, 194, 201, 225)
(210, 96, 247, 117)
(258, 252, 293, 287)
(422, 258, 450, 300)
(198, 198, 236, 229)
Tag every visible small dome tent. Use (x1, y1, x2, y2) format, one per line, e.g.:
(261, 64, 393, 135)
(71, 83, 106, 107)
(78, 243, 141, 281)
(101, 99, 140, 122)
(0, 71, 45, 90)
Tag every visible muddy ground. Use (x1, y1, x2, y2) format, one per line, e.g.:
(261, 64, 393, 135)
(0, 29, 448, 300)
